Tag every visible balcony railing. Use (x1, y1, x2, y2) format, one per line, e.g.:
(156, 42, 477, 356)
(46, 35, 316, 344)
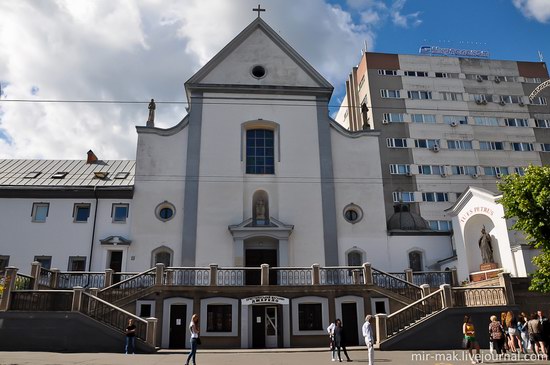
(452, 286, 507, 307)
(9, 290, 73, 311)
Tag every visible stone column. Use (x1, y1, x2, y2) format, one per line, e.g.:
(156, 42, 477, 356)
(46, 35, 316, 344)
(405, 268, 413, 284)
(146, 317, 158, 347)
(439, 284, 453, 308)
(165, 269, 174, 286)
(450, 268, 459, 287)
(260, 264, 270, 286)
(375, 314, 387, 344)
(30, 261, 41, 290)
(363, 262, 373, 285)
(312, 264, 320, 285)
(352, 269, 361, 284)
(209, 264, 218, 286)
(72, 286, 84, 312)
(50, 268, 60, 288)
(498, 272, 515, 305)
(155, 263, 165, 286)
(104, 269, 113, 288)
(0, 266, 18, 311)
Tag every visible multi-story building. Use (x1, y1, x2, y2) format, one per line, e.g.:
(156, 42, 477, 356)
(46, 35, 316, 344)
(335, 51, 550, 229)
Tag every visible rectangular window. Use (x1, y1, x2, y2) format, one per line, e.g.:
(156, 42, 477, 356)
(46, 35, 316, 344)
(443, 115, 468, 125)
(447, 140, 473, 150)
(422, 192, 449, 202)
(34, 256, 52, 270)
(500, 95, 523, 104)
(524, 77, 542, 83)
(418, 165, 444, 175)
(380, 89, 401, 98)
(378, 69, 397, 76)
(435, 72, 448, 78)
(73, 204, 91, 223)
(389, 164, 411, 175)
(512, 142, 534, 151)
(298, 303, 323, 331)
(207, 304, 232, 332)
(51, 172, 68, 179)
(32, 203, 49, 222)
(505, 118, 529, 127)
(114, 172, 130, 179)
(407, 90, 432, 100)
(0, 255, 9, 271)
(386, 138, 408, 148)
(411, 114, 436, 123)
(24, 172, 41, 179)
(474, 117, 499, 126)
(112, 204, 129, 223)
(392, 191, 415, 203)
(414, 139, 439, 149)
(404, 71, 428, 77)
(68, 256, 86, 271)
(246, 129, 275, 174)
(514, 167, 525, 175)
(479, 141, 504, 151)
(483, 166, 509, 176)
(541, 143, 550, 152)
(428, 220, 452, 231)
(531, 97, 547, 105)
(441, 92, 463, 101)
(535, 119, 550, 128)
(450, 166, 477, 176)
(383, 113, 404, 123)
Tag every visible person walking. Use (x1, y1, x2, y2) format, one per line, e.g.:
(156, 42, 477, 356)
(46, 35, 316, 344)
(488, 315, 505, 355)
(463, 315, 481, 364)
(362, 315, 374, 365)
(125, 318, 136, 354)
(185, 314, 200, 365)
(506, 311, 524, 353)
(327, 320, 336, 361)
(518, 312, 529, 353)
(528, 312, 547, 358)
(333, 319, 352, 362)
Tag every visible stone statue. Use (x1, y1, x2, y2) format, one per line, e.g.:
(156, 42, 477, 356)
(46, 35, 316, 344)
(255, 199, 266, 221)
(146, 98, 156, 127)
(478, 227, 494, 264)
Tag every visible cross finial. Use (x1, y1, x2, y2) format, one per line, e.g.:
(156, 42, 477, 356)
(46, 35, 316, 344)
(253, 4, 265, 18)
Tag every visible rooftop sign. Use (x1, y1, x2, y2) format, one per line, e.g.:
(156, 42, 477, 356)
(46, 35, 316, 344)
(419, 45, 489, 59)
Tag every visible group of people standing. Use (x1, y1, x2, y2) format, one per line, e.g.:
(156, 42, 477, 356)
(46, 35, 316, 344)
(327, 315, 375, 365)
(463, 310, 549, 364)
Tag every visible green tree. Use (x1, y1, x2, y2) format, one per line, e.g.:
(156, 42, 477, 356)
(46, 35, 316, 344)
(497, 165, 550, 292)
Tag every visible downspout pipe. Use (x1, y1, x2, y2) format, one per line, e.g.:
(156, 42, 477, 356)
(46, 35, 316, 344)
(88, 186, 99, 271)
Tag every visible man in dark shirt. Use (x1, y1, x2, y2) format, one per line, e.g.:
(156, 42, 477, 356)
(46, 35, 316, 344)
(125, 318, 137, 354)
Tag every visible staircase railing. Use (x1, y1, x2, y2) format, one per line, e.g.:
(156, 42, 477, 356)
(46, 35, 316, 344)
(452, 286, 507, 306)
(372, 268, 422, 301)
(98, 268, 156, 303)
(385, 287, 444, 338)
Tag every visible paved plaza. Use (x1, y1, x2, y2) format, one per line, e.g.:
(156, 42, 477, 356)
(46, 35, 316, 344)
(0, 348, 548, 365)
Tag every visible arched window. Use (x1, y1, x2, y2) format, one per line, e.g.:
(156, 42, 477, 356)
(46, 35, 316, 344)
(151, 246, 173, 267)
(347, 251, 363, 266)
(408, 251, 423, 272)
(246, 129, 274, 174)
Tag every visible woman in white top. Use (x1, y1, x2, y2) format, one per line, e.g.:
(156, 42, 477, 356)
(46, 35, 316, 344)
(185, 314, 200, 365)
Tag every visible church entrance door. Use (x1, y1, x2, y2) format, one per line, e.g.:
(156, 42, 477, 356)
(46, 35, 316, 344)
(251, 305, 280, 348)
(245, 249, 277, 285)
(168, 304, 187, 349)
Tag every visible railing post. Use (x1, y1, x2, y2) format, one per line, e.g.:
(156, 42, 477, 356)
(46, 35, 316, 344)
(261, 264, 270, 286)
(498, 272, 515, 305)
(30, 261, 41, 290)
(450, 268, 458, 286)
(0, 266, 18, 311)
(104, 269, 113, 287)
(312, 264, 320, 285)
(420, 284, 430, 305)
(209, 264, 218, 286)
(363, 262, 373, 285)
(155, 263, 165, 286)
(89, 288, 99, 297)
(439, 284, 453, 308)
(50, 268, 60, 288)
(165, 269, 174, 286)
(405, 268, 413, 284)
(146, 317, 158, 347)
(375, 313, 387, 344)
(72, 286, 84, 311)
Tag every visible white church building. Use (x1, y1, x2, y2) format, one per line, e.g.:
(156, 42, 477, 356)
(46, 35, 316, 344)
(0, 18, 539, 348)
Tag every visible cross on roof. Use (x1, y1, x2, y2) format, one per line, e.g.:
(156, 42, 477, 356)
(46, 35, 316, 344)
(253, 4, 265, 18)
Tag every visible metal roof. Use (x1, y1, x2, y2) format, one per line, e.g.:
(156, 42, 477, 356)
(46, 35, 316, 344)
(0, 159, 135, 187)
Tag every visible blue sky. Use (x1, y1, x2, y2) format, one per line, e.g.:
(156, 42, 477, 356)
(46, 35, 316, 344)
(0, 0, 549, 160)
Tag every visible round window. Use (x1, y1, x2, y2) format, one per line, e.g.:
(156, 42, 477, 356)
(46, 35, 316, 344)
(343, 203, 363, 224)
(251, 65, 266, 79)
(155, 201, 176, 222)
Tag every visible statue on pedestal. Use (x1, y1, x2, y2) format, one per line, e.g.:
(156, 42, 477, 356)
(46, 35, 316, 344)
(255, 199, 266, 221)
(146, 99, 156, 127)
(478, 226, 494, 264)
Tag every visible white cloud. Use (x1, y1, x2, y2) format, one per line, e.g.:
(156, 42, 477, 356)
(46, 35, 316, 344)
(513, 0, 550, 23)
(0, 0, 376, 160)
(391, 0, 422, 28)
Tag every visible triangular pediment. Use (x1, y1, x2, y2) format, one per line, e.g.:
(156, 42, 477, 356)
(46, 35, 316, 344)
(186, 18, 332, 91)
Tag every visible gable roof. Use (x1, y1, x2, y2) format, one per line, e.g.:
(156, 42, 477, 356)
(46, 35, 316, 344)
(185, 17, 333, 94)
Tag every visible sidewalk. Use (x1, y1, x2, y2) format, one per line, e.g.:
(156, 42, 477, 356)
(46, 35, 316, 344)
(0, 348, 547, 365)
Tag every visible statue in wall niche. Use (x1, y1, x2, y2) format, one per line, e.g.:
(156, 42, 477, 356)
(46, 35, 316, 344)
(146, 99, 156, 127)
(478, 226, 494, 264)
(255, 199, 266, 221)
